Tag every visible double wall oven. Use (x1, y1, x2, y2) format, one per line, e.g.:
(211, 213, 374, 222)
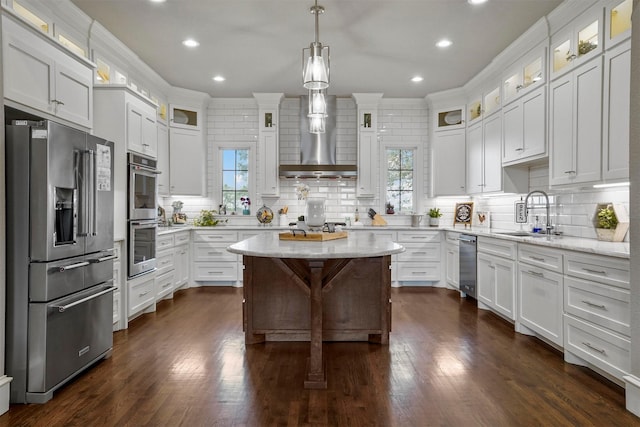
(128, 153, 159, 278)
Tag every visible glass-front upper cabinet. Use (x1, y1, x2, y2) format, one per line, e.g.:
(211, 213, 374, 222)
(606, 0, 632, 49)
(483, 86, 500, 118)
(503, 44, 546, 105)
(435, 106, 465, 131)
(468, 98, 482, 124)
(169, 104, 201, 131)
(550, 4, 603, 79)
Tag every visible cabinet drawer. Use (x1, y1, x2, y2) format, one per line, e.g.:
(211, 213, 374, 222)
(564, 276, 630, 337)
(564, 315, 630, 381)
(396, 262, 441, 281)
(478, 237, 517, 259)
(445, 232, 460, 245)
(155, 271, 175, 300)
(564, 252, 629, 289)
(174, 231, 190, 245)
(360, 230, 396, 242)
(193, 262, 238, 281)
(396, 243, 440, 262)
(156, 249, 175, 276)
(238, 231, 263, 241)
(113, 290, 120, 324)
(157, 234, 175, 250)
(518, 264, 563, 347)
(128, 276, 155, 315)
(397, 231, 441, 243)
(193, 243, 237, 262)
(113, 260, 122, 289)
(193, 230, 238, 243)
(518, 244, 563, 273)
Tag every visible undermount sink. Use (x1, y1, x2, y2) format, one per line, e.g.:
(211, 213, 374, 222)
(495, 231, 547, 237)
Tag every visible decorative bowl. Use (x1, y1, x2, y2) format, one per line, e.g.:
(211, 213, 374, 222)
(256, 205, 274, 224)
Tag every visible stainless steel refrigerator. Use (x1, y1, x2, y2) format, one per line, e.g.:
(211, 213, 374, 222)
(5, 118, 116, 404)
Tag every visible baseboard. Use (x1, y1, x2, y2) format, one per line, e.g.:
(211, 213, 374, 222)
(624, 374, 640, 417)
(0, 376, 13, 415)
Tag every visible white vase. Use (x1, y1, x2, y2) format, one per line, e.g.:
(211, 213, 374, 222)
(279, 214, 289, 227)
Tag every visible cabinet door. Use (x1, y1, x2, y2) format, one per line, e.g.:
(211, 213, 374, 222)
(521, 87, 546, 160)
(602, 42, 630, 181)
(126, 102, 145, 154)
(3, 32, 55, 116)
(549, 74, 575, 185)
(466, 122, 483, 194)
(445, 244, 459, 289)
(477, 254, 496, 308)
(157, 124, 170, 196)
(258, 132, 279, 197)
(169, 128, 205, 196)
(494, 257, 516, 320)
(518, 265, 564, 347)
(482, 113, 502, 193)
(502, 101, 523, 164)
(174, 244, 190, 288)
(54, 60, 92, 128)
(357, 131, 377, 197)
(432, 129, 466, 196)
(142, 113, 157, 158)
(573, 57, 603, 185)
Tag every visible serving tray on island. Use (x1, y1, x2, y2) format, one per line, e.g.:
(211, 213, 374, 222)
(279, 231, 348, 241)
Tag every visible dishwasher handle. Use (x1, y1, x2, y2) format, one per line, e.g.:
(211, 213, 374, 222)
(458, 234, 477, 243)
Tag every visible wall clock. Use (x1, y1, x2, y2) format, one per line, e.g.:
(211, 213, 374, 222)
(454, 202, 474, 226)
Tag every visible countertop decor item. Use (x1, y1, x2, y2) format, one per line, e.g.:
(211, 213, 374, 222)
(193, 209, 227, 227)
(428, 207, 442, 227)
(241, 196, 251, 215)
(454, 202, 474, 227)
(256, 205, 274, 225)
(593, 203, 629, 242)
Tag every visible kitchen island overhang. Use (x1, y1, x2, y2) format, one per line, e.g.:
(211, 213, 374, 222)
(227, 232, 404, 389)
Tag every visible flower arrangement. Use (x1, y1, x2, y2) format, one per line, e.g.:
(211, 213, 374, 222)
(240, 197, 251, 210)
(171, 200, 184, 212)
(295, 183, 310, 200)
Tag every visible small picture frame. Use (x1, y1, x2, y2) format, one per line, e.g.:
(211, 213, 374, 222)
(454, 202, 474, 226)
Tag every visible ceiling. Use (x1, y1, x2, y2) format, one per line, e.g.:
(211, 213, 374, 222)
(70, 0, 563, 98)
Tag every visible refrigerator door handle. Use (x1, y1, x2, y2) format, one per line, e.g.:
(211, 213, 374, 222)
(90, 149, 97, 236)
(50, 286, 115, 313)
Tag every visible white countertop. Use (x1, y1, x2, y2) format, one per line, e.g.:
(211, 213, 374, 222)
(226, 231, 405, 259)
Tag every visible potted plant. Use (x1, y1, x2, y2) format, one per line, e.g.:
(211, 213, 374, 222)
(428, 207, 443, 227)
(240, 197, 251, 215)
(593, 203, 629, 242)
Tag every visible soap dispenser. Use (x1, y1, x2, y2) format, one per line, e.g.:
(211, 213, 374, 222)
(532, 216, 542, 233)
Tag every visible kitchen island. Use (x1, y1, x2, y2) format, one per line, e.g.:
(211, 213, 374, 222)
(227, 232, 404, 389)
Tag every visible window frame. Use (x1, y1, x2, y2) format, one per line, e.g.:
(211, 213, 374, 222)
(215, 141, 257, 213)
(379, 141, 424, 214)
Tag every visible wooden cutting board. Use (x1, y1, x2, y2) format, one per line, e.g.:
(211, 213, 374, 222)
(279, 231, 348, 241)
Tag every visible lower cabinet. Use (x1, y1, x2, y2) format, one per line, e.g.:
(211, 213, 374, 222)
(517, 244, 564, 347)
(395, 230, 441, 284)
(128, 274, 156, 318)
(444, 232, 460, 290)
(477, 237, 517, 320)
(192, 230, 238, 283)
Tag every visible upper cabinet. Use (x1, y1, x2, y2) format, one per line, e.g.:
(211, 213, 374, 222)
(254, 93, 284, 198)
(127, 99, 157, 158)
(2, 15, 93, 129)
(169, 104, 201, 131)
(503, 43, 547, 105)
(353, 93, 383, 199)
(434, 106, 465, 131)
(482, 85, 501, 118)
(502, 86, 547, 166)
(605, 0, 632, 49)
(550, 4, 604, 80)
(432, 128, 466, 196)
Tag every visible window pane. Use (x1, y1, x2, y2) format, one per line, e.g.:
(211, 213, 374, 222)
(221, 149, 250, 212)
(400, 192, 413, 212)
(222, 171, 236, 190)
(387, 149, 400, 170)
(401, 150, 414, 170)
(400, 171, 413, 190)
(386, 147, 415, 213)
(387, 191, 400, 209)
(387, 171, 400, 190)
(236, 171, 249, 191)
(236, 149, 249, 170)
(222, 150, 235, 170)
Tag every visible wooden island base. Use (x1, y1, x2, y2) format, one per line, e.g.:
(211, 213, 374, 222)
(242, 255, 392, 389)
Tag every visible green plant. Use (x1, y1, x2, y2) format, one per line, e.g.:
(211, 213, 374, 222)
(193, 210, 227, 227)
(428, 208, 443, 218)
(596, 205, 618, 229)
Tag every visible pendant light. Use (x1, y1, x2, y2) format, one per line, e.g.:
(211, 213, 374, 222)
(302, 0, 330, 90)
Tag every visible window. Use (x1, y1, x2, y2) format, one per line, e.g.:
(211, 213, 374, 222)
(221, 149, 249, 213)
(386, 148, 414, 213)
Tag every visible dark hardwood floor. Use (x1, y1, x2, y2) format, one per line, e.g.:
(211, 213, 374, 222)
(1, 287, 638, 426)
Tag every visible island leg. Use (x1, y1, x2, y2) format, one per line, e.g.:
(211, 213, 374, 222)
(304, 260, 327, 389)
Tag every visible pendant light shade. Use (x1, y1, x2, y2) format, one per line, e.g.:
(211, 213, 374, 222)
(308, 89, 327, 117)
(302, 1, 330, 90)
(309, 115, 326, 134)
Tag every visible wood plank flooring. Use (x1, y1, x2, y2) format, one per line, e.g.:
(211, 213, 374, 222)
(1, 287, 638, 426)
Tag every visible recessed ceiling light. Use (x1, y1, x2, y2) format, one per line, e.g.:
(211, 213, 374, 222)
(411, 76, 424, 83)
(149, 0, 166, 3)
(212, 75, 225, 82)
(182, 39, 199, 48)
(436, 39, 452, 48)
(468, 0, 488, 4)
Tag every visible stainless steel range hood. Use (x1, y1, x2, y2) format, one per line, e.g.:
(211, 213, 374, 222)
(279, 95, 357, 179)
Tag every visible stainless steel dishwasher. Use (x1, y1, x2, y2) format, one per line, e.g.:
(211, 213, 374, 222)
(458, 234, 477, 299)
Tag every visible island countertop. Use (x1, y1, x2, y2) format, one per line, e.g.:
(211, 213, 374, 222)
(227, 231, 405, 259)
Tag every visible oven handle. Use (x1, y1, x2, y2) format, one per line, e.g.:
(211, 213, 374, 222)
(130, 164, 161, 175)
(51, 286, 116, 313)
(90, 254, 118, 263)
(58, 261, 90, 272)
(130, 220, 158, 229)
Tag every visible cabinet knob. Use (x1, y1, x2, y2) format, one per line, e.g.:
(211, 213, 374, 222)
(51, 99, 65, 106)
(563, 170, 576, 175)
(515, 148, 524, 152)
(566, 53, 577, 62)
(516, 85, 524, 91)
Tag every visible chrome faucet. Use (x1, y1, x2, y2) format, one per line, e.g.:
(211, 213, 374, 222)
(524, 190, 552, 236)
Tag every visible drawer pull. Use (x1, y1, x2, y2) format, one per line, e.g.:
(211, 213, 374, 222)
(208, 271, 224, 274)
(582, 342, 606, 355)
(207, 236, 224, 239)
(207, 251, 222, 255)
(528, 270, 544, 277)
(411, 236, 427, 240)
(162, 283, 172, 288)
(138, 291, 150, 297)
(582, 300, 606, 310)
(412, 252, 428, 255)
(582, 268, 607, 275)
(530, 256, 545, 262)
(411, 271, 426, 275)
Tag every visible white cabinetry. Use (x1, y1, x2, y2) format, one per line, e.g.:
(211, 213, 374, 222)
(155, 234, 176, 301)
(192, 230, 238, 283)
(601, 41, 630, 181)
(113, 241, 124, 330)
(395, 231, 441, 284)
(502, 43, 546, 106)
(549, 56, 603, 186)
(127, 273, 156, 319)
(477, 237, 517, 320)
(126, 98, 157, 158)
(169, 128, 205, 196)
(254, 93, 284, 198)
(432, 129, 466, 196)
(517, 244, 564, 347)
(352, 93, 383, 198)
(563, 251, 630, 384)
(502, 86, 546, 165)
(156, 123, 170, 196)
(444, 232, 460, 290)
(2, 15, 93, 128)
(173, 232, 190, 290)
(604, 0, 632, 49)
